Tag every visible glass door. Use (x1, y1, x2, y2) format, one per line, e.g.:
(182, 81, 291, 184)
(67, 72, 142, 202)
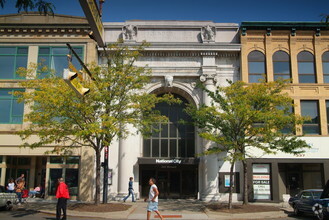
(157, 171, 169, 199)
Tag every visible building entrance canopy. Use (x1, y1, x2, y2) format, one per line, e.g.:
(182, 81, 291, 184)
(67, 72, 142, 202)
(138, 157, 199, 199)
(138, 157, 199, 165)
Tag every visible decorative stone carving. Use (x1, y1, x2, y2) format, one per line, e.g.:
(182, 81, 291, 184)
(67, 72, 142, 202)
(199, 75, 207, 82)
(200, 74, 217, 84)
(201, 25, 216, 42)
(122, 25, 137, 41)
(165, 75, 173, 87)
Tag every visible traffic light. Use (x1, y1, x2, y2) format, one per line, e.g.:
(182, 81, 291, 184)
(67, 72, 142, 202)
(63, 69, 90, 96)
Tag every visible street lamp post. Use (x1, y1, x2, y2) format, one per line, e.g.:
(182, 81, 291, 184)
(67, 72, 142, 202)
(103, 146, 109, 203)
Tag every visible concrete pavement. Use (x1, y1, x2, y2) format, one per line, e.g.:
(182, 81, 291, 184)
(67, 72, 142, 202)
(20, 198, 293, 220)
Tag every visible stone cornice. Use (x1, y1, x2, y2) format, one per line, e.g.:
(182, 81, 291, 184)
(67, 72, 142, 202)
(0, 26, 91, 35)
(100, 50, 239, 57)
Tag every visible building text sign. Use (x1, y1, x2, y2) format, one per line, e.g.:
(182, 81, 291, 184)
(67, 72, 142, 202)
(252, 164, 271, 200)
(156, 159, 182, 164)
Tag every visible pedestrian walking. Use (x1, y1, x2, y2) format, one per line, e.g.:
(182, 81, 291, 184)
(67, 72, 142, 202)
(56, 177, 70, 220)
(123, 177, 135, 202)
(144, 177, 164, 220)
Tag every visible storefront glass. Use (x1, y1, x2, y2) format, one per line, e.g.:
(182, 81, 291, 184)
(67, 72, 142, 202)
(65, 169, 79, 196)
(49, 168, 62, 195)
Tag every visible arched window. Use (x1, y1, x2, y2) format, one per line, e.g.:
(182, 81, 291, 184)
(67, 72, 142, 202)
(248, 50, 266, 83)
(273, 50, 291, 81)
(143, 94, 195, 158)
(322, 51, 329, 83)
(297, 51, 316, 83)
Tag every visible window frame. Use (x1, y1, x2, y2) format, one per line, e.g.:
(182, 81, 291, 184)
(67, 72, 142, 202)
(300, 100, 320, 135)
(37, 46, 84, 78)
(322, 51, 329, 83)
(272, 50, 291, 81)
(248, 50, 266, 83)
(143, 94, 195, 158)
(0, 46, 28, 79)
(297, 51, 316, 83)
(0, 88, 25, 124)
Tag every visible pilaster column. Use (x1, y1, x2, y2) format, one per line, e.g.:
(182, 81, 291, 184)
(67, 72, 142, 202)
(0, 156, 6, 186)
(265, 35, 273, 82)
(199, 67, 220, 200)
(117, 124, 140, 198)
(314, 36, 324, 83)
(29, 157, 36, 188)
(289, 36, 298, 83)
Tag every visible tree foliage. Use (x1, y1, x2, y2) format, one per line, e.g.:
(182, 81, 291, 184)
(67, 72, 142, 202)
(0, 0, 55, 15)
(15, 42, 176, 204)
(186, 80, 310, 206)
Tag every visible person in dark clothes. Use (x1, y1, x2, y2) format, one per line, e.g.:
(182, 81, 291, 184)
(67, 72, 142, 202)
(123, 177, 135, 202)
(56, 177, 70, 220)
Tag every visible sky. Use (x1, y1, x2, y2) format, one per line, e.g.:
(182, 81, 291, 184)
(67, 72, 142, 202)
(0, 0, 328, 24)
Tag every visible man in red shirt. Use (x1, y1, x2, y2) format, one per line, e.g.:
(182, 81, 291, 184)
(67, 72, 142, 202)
(56, 178, 70, 220)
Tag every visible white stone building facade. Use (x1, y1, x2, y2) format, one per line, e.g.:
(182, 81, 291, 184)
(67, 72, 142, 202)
(101, 21, 241, 201)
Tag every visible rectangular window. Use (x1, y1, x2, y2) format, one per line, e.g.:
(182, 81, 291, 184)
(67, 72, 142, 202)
(49, 169, 63, 195)
(38, 46, 83, 78)
(301, 100, 320, 135)
(249, 62, 266, 83)
(274, 62, 291, 81)
(0, 47, 28, 79)
(324, 62, 329, 83)
(50, 156, 64, 164)
(66, 156, 79, 164)
(277, 105, 294, 134)
(298, 62, 316, 83)
(0, 89, 24, 124)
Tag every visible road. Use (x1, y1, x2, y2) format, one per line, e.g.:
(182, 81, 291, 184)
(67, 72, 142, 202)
(0, 209, 318, 220)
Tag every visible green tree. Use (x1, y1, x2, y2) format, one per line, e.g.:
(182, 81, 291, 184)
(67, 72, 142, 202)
(15, 42, 176, 204)
(186, 80, 309, 208)
(0, 0, 55, 15)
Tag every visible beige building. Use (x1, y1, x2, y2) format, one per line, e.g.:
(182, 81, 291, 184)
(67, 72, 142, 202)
(241, 22, 329, 202)
(0, 13, 97, 201)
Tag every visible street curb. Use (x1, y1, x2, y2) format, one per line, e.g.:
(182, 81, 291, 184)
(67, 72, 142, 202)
(205, 208, 288, 220)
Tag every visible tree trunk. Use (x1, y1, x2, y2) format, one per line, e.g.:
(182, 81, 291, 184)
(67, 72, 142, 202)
(242, 160, 248, 205)
(95, 149, 101, 205)
(228, 161, 235, 209)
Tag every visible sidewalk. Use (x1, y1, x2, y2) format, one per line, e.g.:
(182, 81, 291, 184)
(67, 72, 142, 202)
(22, 198, 292, 219)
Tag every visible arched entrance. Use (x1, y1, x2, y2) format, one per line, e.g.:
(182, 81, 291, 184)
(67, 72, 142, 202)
(139, 93, 198, 199)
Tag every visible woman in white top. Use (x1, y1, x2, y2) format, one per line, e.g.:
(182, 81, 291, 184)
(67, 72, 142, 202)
(6, 178, 15, 193)
(144, 178, 164, 220)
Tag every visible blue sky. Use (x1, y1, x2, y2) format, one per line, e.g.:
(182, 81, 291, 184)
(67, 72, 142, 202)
(0, 0, 328, 23)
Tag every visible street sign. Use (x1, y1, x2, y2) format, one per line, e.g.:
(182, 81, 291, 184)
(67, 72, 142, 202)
(79, 0, 105, 47)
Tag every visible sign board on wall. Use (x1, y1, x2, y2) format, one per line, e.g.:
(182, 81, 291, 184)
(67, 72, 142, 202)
(224, 175, 234, 187)
(252, 164, 271, 200)
(79, 0, 105, 47)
